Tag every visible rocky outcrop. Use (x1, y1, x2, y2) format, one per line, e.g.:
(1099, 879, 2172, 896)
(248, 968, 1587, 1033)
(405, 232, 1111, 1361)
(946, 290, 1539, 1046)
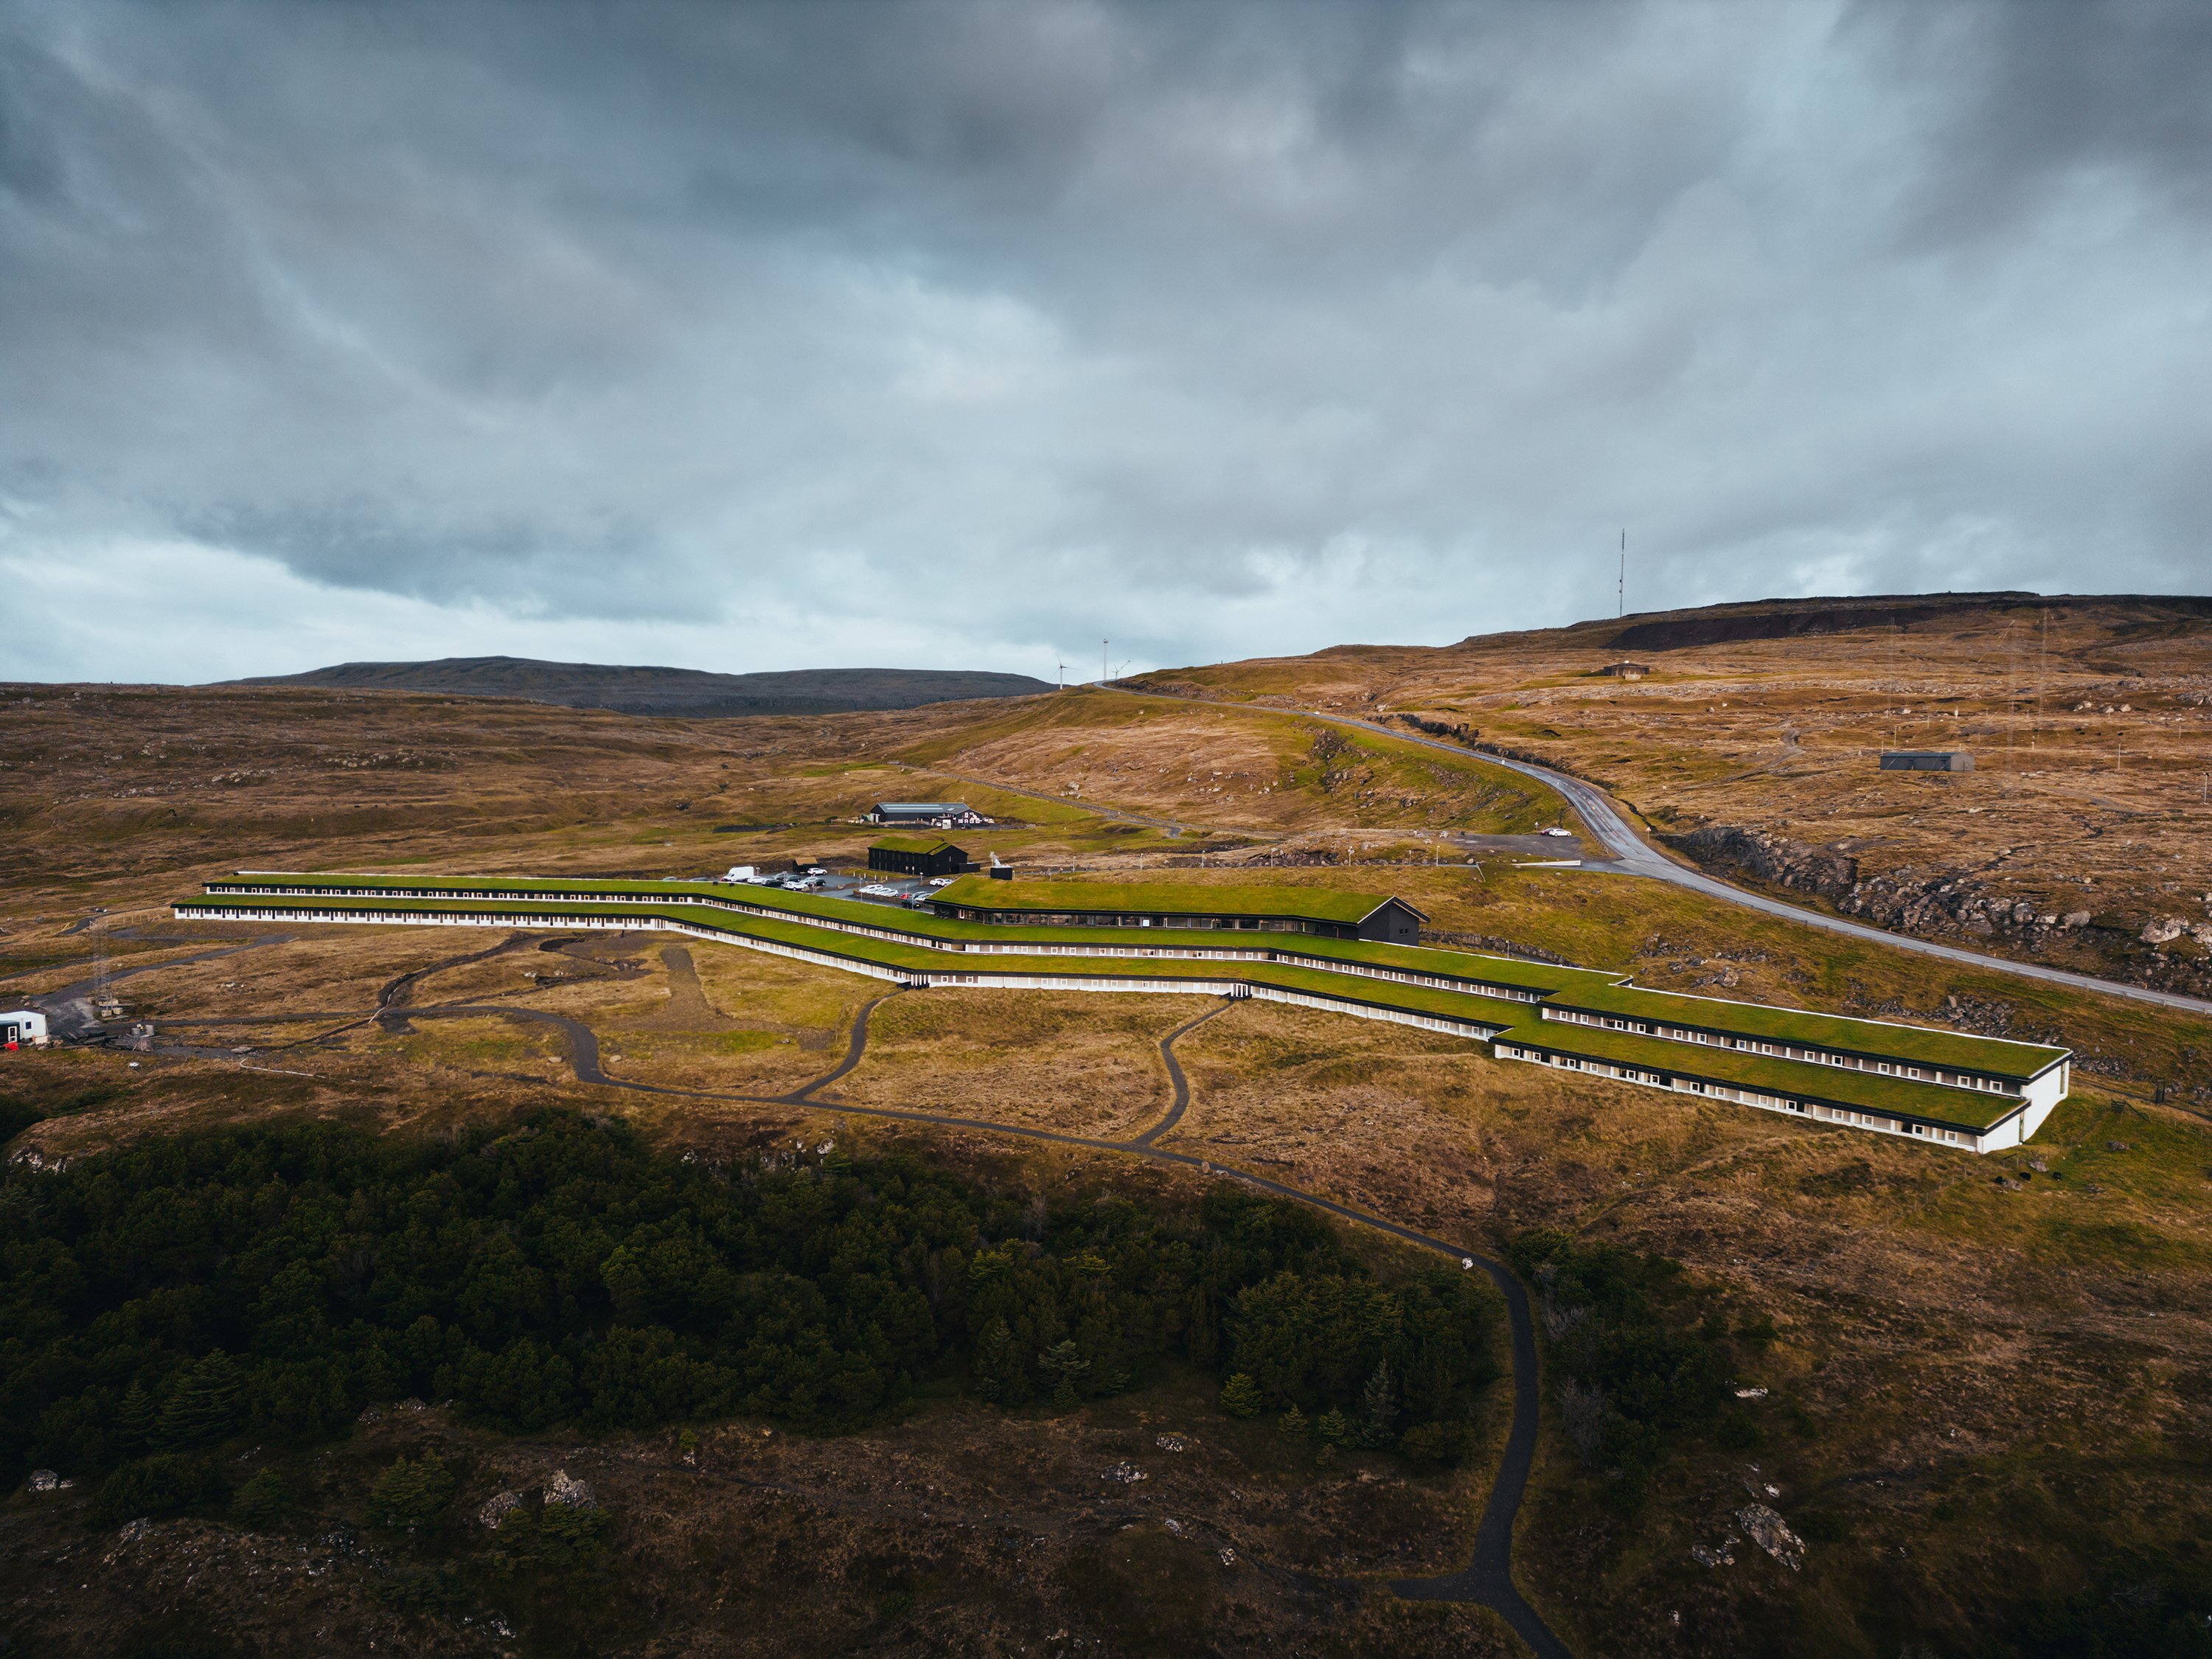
(1736, 1504, 1804, 1571)
(1393, 713, 1481, 745)
(1671, 824, 2212, 1001)
(543, 1470, 597, 1510)
(1663, 826, 1858, 900)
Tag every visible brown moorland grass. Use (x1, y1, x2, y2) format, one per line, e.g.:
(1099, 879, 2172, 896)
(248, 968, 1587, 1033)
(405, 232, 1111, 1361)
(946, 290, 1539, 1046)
(5, 627, 2212, 1656)
(1122, 594, 2212, 995)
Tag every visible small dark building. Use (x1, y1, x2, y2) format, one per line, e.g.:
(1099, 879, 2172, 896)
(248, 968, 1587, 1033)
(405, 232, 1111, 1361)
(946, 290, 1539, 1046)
(1357, 897, 1425, 945)
(869, 835, 968, 877)
(1597, 661, 1650, 680)
(988, 864, 1014, 880)
(869, 801, 990, 827)
(1880, 751, 1975, 773)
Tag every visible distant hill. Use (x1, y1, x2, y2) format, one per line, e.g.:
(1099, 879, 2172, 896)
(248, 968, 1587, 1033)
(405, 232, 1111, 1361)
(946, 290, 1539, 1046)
(232, 657, 1056, 717)
(1470, 591, 2212, 654)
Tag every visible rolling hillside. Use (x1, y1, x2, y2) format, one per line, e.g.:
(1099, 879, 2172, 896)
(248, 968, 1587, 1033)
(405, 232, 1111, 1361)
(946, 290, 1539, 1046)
(234, 656, 1054, 717)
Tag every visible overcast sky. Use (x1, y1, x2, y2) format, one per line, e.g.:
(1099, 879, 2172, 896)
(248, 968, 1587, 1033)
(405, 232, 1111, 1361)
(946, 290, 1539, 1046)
(3, 0, 2208, 685)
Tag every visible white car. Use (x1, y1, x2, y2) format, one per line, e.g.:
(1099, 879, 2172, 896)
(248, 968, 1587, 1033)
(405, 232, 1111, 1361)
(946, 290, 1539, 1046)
(928, 876, 959, 888)
(1540, 827, 1576, 838)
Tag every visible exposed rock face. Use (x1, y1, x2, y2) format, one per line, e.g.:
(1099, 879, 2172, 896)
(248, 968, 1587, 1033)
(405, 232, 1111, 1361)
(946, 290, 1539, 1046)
(543, 1470, 597, 1510)
(1736, 1503, 1804, 1571)
(1663, 826, 1858, 900)
(1666, 823, 2212, 1000)
(1394, 713, 1481, 745)
(477, 1489, 524, 1529)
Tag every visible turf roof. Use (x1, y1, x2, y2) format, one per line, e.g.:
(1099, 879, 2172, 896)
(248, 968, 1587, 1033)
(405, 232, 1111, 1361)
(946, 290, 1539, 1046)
(195, 875, 2061, 1085)
(201, 876, 1599, 991)
(175, 892, 1526, 1028)
(1548, 982, 2067, 1079)
(928, 875, 1409, 925)
(1495, 1020, 2023, 1132)
(869, 834, 959, 855)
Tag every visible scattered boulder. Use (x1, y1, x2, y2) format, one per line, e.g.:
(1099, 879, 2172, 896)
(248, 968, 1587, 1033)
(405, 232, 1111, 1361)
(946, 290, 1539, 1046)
(1737, 1503, 1805, 1571)
(2141, 918, 2186, 945)
(543, 1469, 597, 1510)
(118, 1518, 151, 1543)
(1691, 1537, 1736, 1568)
(1102, 1462, 1148, 1484)
(1155, 1433, 1188, 1453)
(27, 1470, 66, 1492)
(356, 1405, 383, 1426)
(477, 1489, 524, 1529)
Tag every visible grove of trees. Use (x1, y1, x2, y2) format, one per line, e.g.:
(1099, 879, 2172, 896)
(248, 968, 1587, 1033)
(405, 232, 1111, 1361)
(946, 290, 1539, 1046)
(1, 1110, 1499, 1514)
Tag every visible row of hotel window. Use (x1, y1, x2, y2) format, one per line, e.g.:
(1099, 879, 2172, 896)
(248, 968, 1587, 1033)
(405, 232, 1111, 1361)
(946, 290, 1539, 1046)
(1499, 1045, 1980, 1146)
(1548, 1010, 2017, 1093)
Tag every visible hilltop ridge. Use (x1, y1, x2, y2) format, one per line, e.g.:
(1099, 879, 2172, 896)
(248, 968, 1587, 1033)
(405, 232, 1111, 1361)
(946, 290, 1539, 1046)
(231, 656, 1054, 717)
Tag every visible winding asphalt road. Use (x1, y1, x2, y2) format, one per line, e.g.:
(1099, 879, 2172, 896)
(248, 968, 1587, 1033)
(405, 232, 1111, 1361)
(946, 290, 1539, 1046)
(1114, 686, 2212, 1019)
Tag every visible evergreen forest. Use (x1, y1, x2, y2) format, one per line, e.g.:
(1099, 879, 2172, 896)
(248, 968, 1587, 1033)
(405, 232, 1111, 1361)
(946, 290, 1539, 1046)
(0, 1109, 1499, 1517)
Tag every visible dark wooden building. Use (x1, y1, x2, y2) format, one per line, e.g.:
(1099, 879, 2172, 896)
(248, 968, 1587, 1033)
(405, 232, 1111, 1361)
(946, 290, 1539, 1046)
(869, 835, 969, 878)
(1879, 751, 1975, 772)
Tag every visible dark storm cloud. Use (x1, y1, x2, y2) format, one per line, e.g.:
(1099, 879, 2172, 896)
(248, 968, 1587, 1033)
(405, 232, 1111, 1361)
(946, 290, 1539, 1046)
(1, 0, 2208, 683)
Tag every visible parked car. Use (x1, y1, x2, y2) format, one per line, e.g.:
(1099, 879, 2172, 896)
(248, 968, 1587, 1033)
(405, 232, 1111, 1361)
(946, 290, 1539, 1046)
(1540, 827, 1575, 838)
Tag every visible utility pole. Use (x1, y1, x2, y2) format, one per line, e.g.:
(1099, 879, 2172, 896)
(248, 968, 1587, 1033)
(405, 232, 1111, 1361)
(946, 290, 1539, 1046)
(1618, 529, 1625, 618)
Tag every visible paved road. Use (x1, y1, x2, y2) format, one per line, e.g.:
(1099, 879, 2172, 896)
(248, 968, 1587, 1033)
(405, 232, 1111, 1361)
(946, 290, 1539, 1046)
(1113, 688, 2212, 1019)
(24, 931, 301, 1040)
(1134, 1001, 1233, 1147)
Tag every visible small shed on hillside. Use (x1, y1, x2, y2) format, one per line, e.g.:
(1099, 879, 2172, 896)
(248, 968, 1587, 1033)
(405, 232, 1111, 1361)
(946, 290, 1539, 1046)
(1, 1009, 48, 1048)
(869, 835, 969, 878)
(1880, 751, 1975, 772)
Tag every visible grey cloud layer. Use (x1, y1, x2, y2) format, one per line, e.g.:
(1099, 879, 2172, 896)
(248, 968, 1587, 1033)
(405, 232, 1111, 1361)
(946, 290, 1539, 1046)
(2, 0, 2208, 681)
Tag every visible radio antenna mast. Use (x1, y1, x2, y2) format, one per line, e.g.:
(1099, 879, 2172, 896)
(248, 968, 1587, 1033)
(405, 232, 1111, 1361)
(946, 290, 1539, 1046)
(1618, 529, 1626, 617)
(1102, 639, 1108, 684)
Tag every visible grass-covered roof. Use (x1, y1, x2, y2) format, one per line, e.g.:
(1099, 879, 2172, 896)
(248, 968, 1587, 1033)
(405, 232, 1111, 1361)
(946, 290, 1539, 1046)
(928, 875, 1412, 925)
(1548, 982, 2067, 1079)
(1495, 1019, 2026, 1131)
(869, 833, 959, 855)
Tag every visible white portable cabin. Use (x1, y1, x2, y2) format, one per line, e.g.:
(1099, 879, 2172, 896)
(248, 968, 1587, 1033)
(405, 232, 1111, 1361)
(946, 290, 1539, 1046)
(1, 1009, 49, 1048)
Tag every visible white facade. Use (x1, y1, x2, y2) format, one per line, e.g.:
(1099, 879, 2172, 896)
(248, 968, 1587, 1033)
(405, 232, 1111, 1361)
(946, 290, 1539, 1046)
(1494, 1039, 2037, 1153)
(1, 1009, 49, 1047)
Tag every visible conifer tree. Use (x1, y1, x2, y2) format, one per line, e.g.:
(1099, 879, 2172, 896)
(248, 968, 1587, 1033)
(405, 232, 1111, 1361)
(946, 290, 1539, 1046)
(1358, 1360, 1397, 1447)
(113, 1380, 158, 1456)
(366, 1451, 456, 1531)
(974, 1318, 1027, 1405)
(155, 1352, 244, 1449)
(1218, 1373, 1262, 1418)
